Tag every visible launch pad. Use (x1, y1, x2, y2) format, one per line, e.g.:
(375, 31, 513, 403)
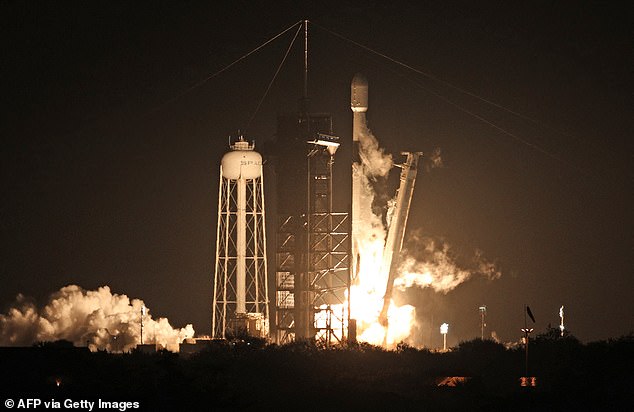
(212, 21, 422, 347)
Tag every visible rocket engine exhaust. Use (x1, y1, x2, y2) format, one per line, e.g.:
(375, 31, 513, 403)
(377, 152, 422, 333)
(347, 74, 500, 348)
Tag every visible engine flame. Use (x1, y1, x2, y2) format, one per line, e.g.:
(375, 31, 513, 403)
(347, 124, 416, 347)
(345, 124, 501, 348)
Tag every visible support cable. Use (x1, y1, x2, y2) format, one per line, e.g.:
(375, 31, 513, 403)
(244, 23, 303, 133)
(402, 72, 569, 164)
(152, 20, 303, 113)
(313, 22, 570, 133)
(312, 22, 579, 160)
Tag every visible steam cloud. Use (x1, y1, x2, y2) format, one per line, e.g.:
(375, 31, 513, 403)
(358, 126, 393, 178)
(352, 118, 501, 347)
(0, 285, 194, 352)
(395, 236, 501, 293)
(354, 122, 394, 281)
(428, 147, 443, 170)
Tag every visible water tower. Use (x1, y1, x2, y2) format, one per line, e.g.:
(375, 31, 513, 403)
(212, 137, 269, 339)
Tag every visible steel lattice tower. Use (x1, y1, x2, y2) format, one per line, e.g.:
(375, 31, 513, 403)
(272, 111, 350, 345)
(212, 138, 269, 339)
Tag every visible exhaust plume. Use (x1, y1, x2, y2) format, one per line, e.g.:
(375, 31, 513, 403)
(395, 236, 501, 293)
(427, 147, 443, 170)
(350, 115, 500, 347)
(358, 127, 393, 178)
(0, 285, 194, 352)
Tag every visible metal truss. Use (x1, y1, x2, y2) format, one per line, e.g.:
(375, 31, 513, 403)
(212, 168, 269, 339)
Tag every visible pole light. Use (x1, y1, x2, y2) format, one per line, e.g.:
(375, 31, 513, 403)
(520, 327, 534, 377)
(559, 305, 565, 337)
(141, 305, 146, 345)
(440, 323, 449, 351)
(479, 305, 487, 340)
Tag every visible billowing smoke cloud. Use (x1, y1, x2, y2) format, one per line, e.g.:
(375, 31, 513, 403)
(427, 147, 443, 170)
(395, 236, 501, 294)
(354, 125, 394, 283)
(358, 127, 393, 178)
(351, 121, 502, 347)
(0, 285, 194, 352)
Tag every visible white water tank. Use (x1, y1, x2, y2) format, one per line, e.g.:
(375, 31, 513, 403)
(221, 140, 262, 180)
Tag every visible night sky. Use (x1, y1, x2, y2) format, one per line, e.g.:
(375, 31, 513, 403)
(2, 1, 632, 346)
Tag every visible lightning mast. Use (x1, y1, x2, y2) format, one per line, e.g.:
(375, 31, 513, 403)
(273, 20, 350, 345)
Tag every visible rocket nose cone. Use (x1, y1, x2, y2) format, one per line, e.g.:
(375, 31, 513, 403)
(351, 73, 369, 111)
(352, 73, 368, 88)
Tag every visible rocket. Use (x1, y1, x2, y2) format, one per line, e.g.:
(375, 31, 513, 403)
(351, 73, 368, 283)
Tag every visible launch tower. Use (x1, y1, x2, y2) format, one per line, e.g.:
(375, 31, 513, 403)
(273, 112, 351, 345)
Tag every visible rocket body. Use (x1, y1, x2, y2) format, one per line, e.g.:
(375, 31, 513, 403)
(351, 73, 368, 282)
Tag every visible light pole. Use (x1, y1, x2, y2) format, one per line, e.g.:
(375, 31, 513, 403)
(141, 305, 146, 345)
(440, 323, 449, 351)
(521, 305, 536, 386)
(559, 305, 565, 337)
(521, 327, 534, 378)
(479, 305, 487, 340)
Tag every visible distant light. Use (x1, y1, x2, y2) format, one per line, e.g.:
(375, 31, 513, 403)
(559, 305, 565, 336)
(440, 323, 449, 335)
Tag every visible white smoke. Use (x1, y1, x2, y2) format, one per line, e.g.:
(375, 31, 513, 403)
(358, 126, 393, 178)
(395, 237, 501, 294)
(0, 285, 194, 352)
(429, 147, 443, 170)
(353, 125, 394, 292)
(350, 112, 502, 347)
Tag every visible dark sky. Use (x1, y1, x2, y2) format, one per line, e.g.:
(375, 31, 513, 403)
(2, 1, 632, 346)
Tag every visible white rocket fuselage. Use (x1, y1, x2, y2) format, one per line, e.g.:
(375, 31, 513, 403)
(351, 74, 369, 283)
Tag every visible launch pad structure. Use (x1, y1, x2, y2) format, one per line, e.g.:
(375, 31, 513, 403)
(273, 111, 351, 345)
(212, 21, 422, 346)
(272, 74, 422, 345)
(271, 21, 352, 345)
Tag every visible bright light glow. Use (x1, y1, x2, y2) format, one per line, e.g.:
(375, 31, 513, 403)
(345, 231, 415, 347)
(440, 323, 449, 335)
(341, 120, 501, 348)
(394, 271, 433, 288)
(559, 305, 565, 335)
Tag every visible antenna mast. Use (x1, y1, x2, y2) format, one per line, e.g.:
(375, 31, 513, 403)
(303, 19, 309, 100)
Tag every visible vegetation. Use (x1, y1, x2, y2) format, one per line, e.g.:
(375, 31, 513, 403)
(1, 330, 632, 411)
